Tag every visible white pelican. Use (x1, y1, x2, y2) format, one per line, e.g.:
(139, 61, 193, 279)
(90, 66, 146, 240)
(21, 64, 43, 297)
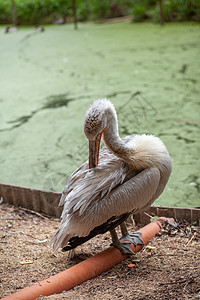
(51, 98, 172, 255)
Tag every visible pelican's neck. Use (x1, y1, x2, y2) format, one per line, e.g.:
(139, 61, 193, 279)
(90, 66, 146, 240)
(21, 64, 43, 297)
(93, 100, 171, 175)
(102, 106, 130, 157)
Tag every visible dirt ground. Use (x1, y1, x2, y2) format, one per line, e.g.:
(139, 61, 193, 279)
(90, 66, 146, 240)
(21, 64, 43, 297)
(0, 203, 199, 299)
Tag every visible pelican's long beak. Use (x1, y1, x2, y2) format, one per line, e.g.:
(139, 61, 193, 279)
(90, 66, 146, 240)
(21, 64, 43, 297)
(88, 132, 103, 169)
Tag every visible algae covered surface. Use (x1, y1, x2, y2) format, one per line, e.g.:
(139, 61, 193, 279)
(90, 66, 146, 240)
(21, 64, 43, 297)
(0, 22, 199, 208)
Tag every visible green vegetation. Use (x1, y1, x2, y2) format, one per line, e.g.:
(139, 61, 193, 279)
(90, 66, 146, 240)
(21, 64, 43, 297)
(0, 22, 199, 208)
(0, 0, 199, 25)
(0, 0, 71, 25)
(131, 0, 200, 23)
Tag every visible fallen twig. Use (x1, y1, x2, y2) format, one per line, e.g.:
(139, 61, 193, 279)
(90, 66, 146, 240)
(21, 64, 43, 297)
(143, 212, 153, 218)
(7, 230, 28, 238)
(17, 207, 50, 220)
(185, 228, 200, 247)
(0, 217, 22, 220)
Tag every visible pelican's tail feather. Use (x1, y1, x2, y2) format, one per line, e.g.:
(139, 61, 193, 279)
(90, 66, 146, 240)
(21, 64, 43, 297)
(50, 228, 73, 252)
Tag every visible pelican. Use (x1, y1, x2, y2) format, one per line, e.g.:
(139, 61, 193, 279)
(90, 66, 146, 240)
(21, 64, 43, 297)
(5, 26, 18, 33)
(51, 98, 172, 255)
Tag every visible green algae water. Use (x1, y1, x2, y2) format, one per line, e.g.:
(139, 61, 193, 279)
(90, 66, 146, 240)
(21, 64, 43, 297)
(0, 22, 199, 208)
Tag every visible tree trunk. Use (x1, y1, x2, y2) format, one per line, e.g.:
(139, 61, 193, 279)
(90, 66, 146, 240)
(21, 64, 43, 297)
(11, 0, 17, 26)
(158, 0, 164, 26)
(72, 0, 78, 30)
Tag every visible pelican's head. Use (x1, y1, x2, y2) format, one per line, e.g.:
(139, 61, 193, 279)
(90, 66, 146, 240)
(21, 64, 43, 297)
(84, 98, 115, 168)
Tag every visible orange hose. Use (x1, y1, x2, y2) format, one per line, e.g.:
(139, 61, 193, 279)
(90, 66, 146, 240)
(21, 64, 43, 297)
(2, 218, 173, 300)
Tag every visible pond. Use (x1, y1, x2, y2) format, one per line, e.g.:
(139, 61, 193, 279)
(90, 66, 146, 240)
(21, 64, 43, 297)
(0, 21, 199, 208)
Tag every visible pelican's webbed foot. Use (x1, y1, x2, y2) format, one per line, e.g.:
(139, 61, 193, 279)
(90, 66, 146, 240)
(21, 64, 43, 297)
(110, 230, 144, 255)
(120, 231, 144, 247)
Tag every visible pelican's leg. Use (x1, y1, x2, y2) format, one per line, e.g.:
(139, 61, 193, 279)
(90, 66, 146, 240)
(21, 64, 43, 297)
(68, 249, 75, 259)
(120, 221, 128, 236)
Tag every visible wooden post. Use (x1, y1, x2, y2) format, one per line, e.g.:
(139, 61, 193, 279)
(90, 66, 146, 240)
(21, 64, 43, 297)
(72, 0, 78, 30)
(11, 0, 17, 26)
(158, 0, 164, 26)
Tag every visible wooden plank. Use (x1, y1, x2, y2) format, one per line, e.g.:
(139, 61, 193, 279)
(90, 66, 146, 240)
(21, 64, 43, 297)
(1, 182, 199, 224)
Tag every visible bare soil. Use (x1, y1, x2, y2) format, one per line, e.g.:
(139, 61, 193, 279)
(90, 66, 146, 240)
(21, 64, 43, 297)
(0, 203, 199, 299)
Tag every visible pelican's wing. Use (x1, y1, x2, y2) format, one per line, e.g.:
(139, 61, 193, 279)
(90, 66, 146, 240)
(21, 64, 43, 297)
(52, 164, 161, 251)
(62, 167, 161, 250)
(51, 147, 134, 250)
(59, 147, 132, 215)
(62, 212, 130, 251)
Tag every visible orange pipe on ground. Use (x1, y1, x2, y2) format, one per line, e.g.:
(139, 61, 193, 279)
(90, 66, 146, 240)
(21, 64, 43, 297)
(2, 218, 173, 300)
